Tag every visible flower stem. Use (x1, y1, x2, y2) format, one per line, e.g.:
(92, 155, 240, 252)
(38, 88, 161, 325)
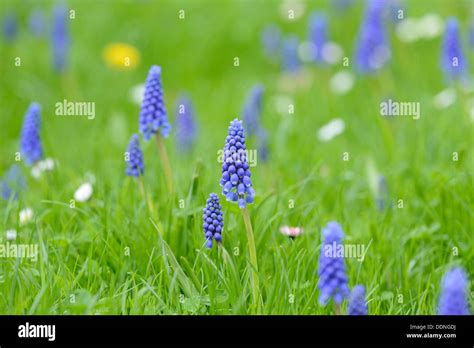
(155, 133, 174, 194)
(335, 303, 341, 315)
(241, 206, 261, 313)
(137, 176, 164, 236)
(136, 175, 154, 215)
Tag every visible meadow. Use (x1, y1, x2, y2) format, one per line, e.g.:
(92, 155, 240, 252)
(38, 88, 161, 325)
(0, 0, 472, 315)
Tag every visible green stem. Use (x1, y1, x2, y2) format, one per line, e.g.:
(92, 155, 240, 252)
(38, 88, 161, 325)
(335, 303, 341, 315)
(137, 176, 163, 236)
(241, 206, 261, 313)
(136, 175, 154, 215)
(155, 133, 174, 194)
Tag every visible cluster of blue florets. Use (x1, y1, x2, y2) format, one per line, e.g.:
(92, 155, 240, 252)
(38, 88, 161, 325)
(202, 193, 224, 248)
(20, 102, 43, 166)
(125, 134, 144, 177)
(220, 119, 255, 208)
(318, 221, 350, 305)
(139, 65, 171, 141)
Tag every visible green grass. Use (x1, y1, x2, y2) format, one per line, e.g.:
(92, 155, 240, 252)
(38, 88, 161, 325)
(0, 0, 472, 315)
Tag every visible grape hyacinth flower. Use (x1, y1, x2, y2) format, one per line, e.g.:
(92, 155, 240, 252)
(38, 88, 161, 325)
(438, 267, 470, 315)
(242, 85, 264, 137)
(281, 36, 301, 73)
(348, 285, 368, 315)
(318, 222, 350, 311)
(256, 127, 269, 162)
(125, 134, 144, 177)
(220, 119, 255, 208)
(3, 12, 17, 43)
(220, 118, 260, 311)
(124, 134, 155, 214)
(139, 65, 173, 192)
(354, 0, 390, 74)
(375, 175, 389, 211)
(175, 95, 197, 153)
(1, 165, 26, 201)
(139, 65, 171, 140)
(308, 12, 327, 64)
(441, 18, 468, 82)
(20, 103, 43, 166)
(333, 0, 355, 13)
(262, 25, 281, 59)
(29, 10, 45, 37)
(51, 5, 69, 72)
(202, 193, 224, 248)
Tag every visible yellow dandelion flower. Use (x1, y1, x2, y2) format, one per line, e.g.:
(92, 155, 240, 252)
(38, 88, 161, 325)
(102, 43, 140, 70)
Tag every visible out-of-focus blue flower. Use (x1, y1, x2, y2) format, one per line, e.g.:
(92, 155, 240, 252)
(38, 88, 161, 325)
(257, 127, 268, 162)
(281, 36, 301, 73)
(354, 0, 390, 74)
(441, 18, 468, 82)
(376, 175, 388, 211)
(202, 193, 224, 248)
(242, 85, 264, 137)
(20, 103, 43, 166)
(1, 165, 26, 201)
(3, 12, 17, 43)
(308, 12, 327, 64)
(220, 119, 255, 208)
(348, 285, 368, 315)
(262, 25, 281, 58)
(175, 94, 197, 152)
(318, 221, 350, 305)
(241, 86, 269, 162)
(333, 0, 355, 12)
(256, 128, 268, 162)
(29, 10, 45, 37)
(51, 5, 69, 72)
(139, 65, 171, 141)
(125, 134, 144, 177)
(438, 267, 470, 315)
(388, 0, 404, 23)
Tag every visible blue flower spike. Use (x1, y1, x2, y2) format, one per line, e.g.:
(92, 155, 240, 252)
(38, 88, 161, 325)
(309, 12, 327, 64)
(220, 119, 255, 209)
(51, 5, 69, 72)
(242, 85, 264, 137)
(438, 267, 470, 315)
(139, 65, 174, 193)
(348, 285, 368, 315)
(139, 65, 171, 141)
(175, 94, 197, 153)
(318, 221, 350, 311)
(441, 18, 468, 83)
(203, 193, 224, 248)
(354, 0, 390, 74)
(20, 103, 44, 166)
(125, 134, 144, 177)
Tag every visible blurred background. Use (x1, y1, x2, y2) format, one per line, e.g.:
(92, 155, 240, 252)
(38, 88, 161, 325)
(0, 0, 472, 314)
